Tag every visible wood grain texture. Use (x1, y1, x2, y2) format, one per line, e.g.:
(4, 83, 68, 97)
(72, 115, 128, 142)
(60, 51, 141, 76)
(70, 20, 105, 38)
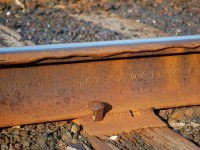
(98, 127, 200, 150)
(0, 24, 35, 47)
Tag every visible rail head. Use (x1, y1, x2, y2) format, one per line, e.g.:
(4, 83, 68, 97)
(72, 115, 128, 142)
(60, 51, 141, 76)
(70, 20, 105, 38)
(0, 35, 199, 65)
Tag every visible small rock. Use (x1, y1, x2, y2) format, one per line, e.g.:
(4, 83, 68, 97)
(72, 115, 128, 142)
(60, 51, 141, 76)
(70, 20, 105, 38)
(30, 144, 37, 150)
(195, 126, 200, 131)
(36, 133, 48, 146)
(67, 122, 73, 131)
(47, 134, 54, 141)
(184, 108, 194, 118)
(159, 110, 168, 120)
(13, 129, 19, 135)
(73, 133, 79, 140)
(66, 143, 85, 150)
(171, 110, 185, 121)
(71, 124, 80, 134)
(14, 143, 22, 150)
(78, 135, 88, 143)
(12, 126, 21, 129)
(63, 122, 72, 129)
(66, 146, 77, 150)
(110, 135, 119, 141)
(193, 107, 200, 117)
(12, 135, 20, 142)
(37, 124, 45, 130)
(6, 128, 14, 133)
(82, 143, 91, 150)
(48, 140, 55, 148)
(9, 144, 14, 150)
(24, 125, 33, 131)
(168, 118, 178, 127)
(49, 126, 59, 132)
(187, 134, 194, 141)
(192, 117, 200, 124)
(194, 136, 200, 143)
(4, 136, 9, 144)
(19, 130, 27, 137)
(0, 138, 5, 144)
(61, 132, 72, 143)
(22, 140, 29, 147)
(58, 140, 67, 148)
(166, 108, 174, 116)
(102, 2, 113, 11)
(1, 144, 8, 150)
(6, 11, 10, 16)
(97, 30, 108, 37)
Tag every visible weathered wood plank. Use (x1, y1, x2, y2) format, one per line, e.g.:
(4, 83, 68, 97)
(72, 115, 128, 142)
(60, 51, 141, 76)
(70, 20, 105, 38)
(0, 24, 35, 47)
(98, 127, 199, 150)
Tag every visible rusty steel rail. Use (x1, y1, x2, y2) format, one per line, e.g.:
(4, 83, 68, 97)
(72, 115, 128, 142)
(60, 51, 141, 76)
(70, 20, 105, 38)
(0, 35, 200, 134)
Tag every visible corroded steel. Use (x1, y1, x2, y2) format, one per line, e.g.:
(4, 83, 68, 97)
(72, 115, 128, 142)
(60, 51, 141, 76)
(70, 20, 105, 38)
(80, 108, 166, 135)
(0, 35, 200, 65)
(0, 36, 200, 128)
(88, 101, 105, 122)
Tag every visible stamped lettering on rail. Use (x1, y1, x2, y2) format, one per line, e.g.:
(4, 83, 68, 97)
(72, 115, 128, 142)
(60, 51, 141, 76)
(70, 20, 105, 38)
(5, 66, 200, 94)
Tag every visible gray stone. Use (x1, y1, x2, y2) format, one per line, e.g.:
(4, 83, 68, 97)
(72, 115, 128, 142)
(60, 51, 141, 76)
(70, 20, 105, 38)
(61, 132, 72, 143)
(73, 133, 79, 140)
(37, 124, 45, 130)
(48, 140, 55, 148)
(30, 144, 38, 150)
(13, 129, 19, 135)
(192, 117, 200, 124)
(66, 143, 85, 150)
(82, 143, 91, 150)
(12, 135, 20, 142)
(78, 135, 88, 142)
(22, 140, 30, 147)
(36, 133, 48, 146)
(47, 134, 54, 141)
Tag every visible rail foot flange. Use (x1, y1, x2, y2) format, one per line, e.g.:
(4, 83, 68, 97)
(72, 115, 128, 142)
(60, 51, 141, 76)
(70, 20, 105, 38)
(79, 108, 166, 136)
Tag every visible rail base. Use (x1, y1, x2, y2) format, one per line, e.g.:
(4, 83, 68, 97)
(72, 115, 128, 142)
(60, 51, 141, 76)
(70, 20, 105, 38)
(79, 108, 166, 135)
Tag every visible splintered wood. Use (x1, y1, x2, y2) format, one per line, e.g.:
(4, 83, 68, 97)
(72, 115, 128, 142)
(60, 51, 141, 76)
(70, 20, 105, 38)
(97, 127, 199, 150)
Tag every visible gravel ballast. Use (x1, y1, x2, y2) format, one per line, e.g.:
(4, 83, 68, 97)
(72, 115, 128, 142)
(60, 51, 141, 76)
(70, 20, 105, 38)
(0, 121, 92, 150)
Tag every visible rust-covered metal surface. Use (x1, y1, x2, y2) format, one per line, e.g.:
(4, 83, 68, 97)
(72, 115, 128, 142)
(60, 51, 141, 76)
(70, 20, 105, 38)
(80, 108, 166, 135)
(0, 35, 200, 129)
(0, 35, 200, 65)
